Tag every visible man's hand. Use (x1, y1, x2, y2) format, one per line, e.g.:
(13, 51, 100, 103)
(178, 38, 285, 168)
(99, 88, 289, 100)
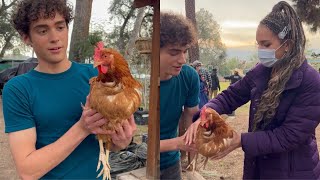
(184, 119, 201, 145)
(210, 130, 241, 160)
(176, 134, 197, 153)
(107, 115, 137, 150)
(79, 96, 108, 135)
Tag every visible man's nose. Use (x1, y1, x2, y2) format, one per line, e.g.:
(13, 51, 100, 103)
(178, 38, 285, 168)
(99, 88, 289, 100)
(177, 53, 187, 64)
(49, 30, 60, 43)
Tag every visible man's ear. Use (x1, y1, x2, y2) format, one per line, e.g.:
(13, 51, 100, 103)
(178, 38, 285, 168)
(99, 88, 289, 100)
(22, 34, 32, 47)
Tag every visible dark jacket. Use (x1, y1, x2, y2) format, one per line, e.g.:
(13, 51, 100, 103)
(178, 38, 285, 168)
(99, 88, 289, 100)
(224, 74, 242, 84)
(204, 61, 320, 179)
(210, 72, 220, 90)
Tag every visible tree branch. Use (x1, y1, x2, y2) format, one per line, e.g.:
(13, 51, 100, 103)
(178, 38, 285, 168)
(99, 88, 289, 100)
(0, 0, 18, 16)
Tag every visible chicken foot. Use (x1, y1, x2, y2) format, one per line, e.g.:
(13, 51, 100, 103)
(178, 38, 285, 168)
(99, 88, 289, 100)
(186, 153, 199, 174)
(96, 139, 111, 180)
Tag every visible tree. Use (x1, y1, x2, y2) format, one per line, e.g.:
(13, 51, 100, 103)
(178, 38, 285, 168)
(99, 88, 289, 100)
(0, 0, 19, 58)
(292, 0, 320, 32)
(125, 6, 146, 59)
(0, 0, 17, 15)
(69, 0, 93, 62)
(196, 8, 226, 69)
(185, 0, 200, 63)
(106, 0, 153, 55)
(108, 0, 135, 53)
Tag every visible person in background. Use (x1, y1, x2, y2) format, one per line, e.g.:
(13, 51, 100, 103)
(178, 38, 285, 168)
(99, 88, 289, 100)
(199, 67, 212, 98)
(199, 73, 209, 109)
(186, 1, 320, 179)
(192, 60, 202, 73)
(210, 68, 220, 98)
(224, 70, 242, 116)
(224, 70, 242, 85)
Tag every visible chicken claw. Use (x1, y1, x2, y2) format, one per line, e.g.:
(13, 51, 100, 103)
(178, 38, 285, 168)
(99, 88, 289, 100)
(96, 140, 111, 180)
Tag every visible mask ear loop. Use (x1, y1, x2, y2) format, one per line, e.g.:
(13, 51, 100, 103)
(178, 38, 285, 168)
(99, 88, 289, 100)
(276, 39, 290, 60)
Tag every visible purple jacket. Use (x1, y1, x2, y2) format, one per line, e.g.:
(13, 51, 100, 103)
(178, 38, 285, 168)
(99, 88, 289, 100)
(205, 61, 320, 179)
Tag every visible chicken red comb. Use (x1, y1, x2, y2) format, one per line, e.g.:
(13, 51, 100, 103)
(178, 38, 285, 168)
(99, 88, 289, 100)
(94, 41, 104, 61)
(200, 106, 207, 121)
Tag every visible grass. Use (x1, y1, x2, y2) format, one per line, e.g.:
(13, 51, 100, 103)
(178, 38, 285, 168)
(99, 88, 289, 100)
(219, 81, 229, 91)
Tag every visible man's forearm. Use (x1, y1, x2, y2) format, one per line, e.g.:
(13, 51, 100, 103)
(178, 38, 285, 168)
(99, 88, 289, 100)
(160, 138, 179, 152)
(17, 121, 89, 179)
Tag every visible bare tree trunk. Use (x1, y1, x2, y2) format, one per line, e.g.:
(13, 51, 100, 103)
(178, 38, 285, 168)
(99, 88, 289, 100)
(185, 0, 199, 63)
(125, 6, 146, 59)
(0, 34, 14, 58)
(117, 6, 135, 54)
(69, 0, 93, 62)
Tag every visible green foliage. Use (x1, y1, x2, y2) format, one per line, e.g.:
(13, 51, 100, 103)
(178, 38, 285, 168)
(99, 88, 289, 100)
(106, 0, 153, 52)
(195, 8, 226, 68)
(0, 0, 20, 57)
(72, 31, 104, 63)
(292, 0, 320, 32)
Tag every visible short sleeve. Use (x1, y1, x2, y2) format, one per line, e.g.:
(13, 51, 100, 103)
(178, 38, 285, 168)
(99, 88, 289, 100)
(185, 67, 200, 108)
(2, 81, 35, 133)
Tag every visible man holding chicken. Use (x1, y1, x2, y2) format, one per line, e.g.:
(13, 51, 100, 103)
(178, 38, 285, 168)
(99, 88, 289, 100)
(160, 12, 200, 179)
(2, 0, 135, 179)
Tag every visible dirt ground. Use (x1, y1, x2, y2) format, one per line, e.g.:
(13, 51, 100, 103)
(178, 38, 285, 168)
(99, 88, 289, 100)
(0, 98, 19, 180)
(1, 99, 320, 180)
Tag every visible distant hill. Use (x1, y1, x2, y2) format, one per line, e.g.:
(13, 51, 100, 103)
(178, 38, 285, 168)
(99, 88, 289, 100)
(226, 47, 255, 60)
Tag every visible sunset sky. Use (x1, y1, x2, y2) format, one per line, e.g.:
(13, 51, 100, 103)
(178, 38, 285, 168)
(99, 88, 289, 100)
(160, 0, 320, 58)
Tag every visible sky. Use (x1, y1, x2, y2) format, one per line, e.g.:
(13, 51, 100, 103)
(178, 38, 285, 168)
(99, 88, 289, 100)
(160, 0, 320, 59)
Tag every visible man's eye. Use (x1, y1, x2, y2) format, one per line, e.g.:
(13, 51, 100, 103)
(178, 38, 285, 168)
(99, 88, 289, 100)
(38, 29, 47, 35)
(57, 26, 65, 31)
(169, 53, 178, 56)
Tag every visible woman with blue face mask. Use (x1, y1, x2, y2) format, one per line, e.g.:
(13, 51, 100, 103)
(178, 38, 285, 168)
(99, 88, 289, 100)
(185, 1, 320, 179)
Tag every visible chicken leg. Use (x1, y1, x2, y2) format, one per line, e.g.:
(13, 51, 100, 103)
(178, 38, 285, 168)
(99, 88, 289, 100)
(96, 139, 111, 180)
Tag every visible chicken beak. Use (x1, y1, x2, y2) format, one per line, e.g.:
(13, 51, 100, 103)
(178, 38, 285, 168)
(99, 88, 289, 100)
(93, 60, 103, 68)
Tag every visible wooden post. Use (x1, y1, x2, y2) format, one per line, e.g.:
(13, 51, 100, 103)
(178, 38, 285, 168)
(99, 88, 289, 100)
(146, 0, 160, 179)
(133, 0, 160, 179)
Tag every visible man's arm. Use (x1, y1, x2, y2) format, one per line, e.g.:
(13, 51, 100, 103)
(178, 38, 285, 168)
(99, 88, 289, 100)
(160, 106, 199, 153)
(8, 97, 135, 179)
(8, 121, 90, 179)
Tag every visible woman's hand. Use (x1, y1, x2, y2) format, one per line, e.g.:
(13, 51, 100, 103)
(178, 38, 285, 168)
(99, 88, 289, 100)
(210, 130, 241, 160)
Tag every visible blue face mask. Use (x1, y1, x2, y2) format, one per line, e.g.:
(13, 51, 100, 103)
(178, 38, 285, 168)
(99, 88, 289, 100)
(258, 41, 287, 67)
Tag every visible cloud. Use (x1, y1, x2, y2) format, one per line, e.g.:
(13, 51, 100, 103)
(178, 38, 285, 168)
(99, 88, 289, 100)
(221, 21, 258, 29)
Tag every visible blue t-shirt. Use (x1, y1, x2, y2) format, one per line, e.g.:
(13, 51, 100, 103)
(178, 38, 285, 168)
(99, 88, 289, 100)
(160, 65, 200, 170)
(2, 61, 102, 179)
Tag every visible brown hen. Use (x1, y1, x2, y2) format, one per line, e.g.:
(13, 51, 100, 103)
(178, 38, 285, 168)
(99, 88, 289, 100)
(188, 106, 234, 171)
(88, 41, 142, 180)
